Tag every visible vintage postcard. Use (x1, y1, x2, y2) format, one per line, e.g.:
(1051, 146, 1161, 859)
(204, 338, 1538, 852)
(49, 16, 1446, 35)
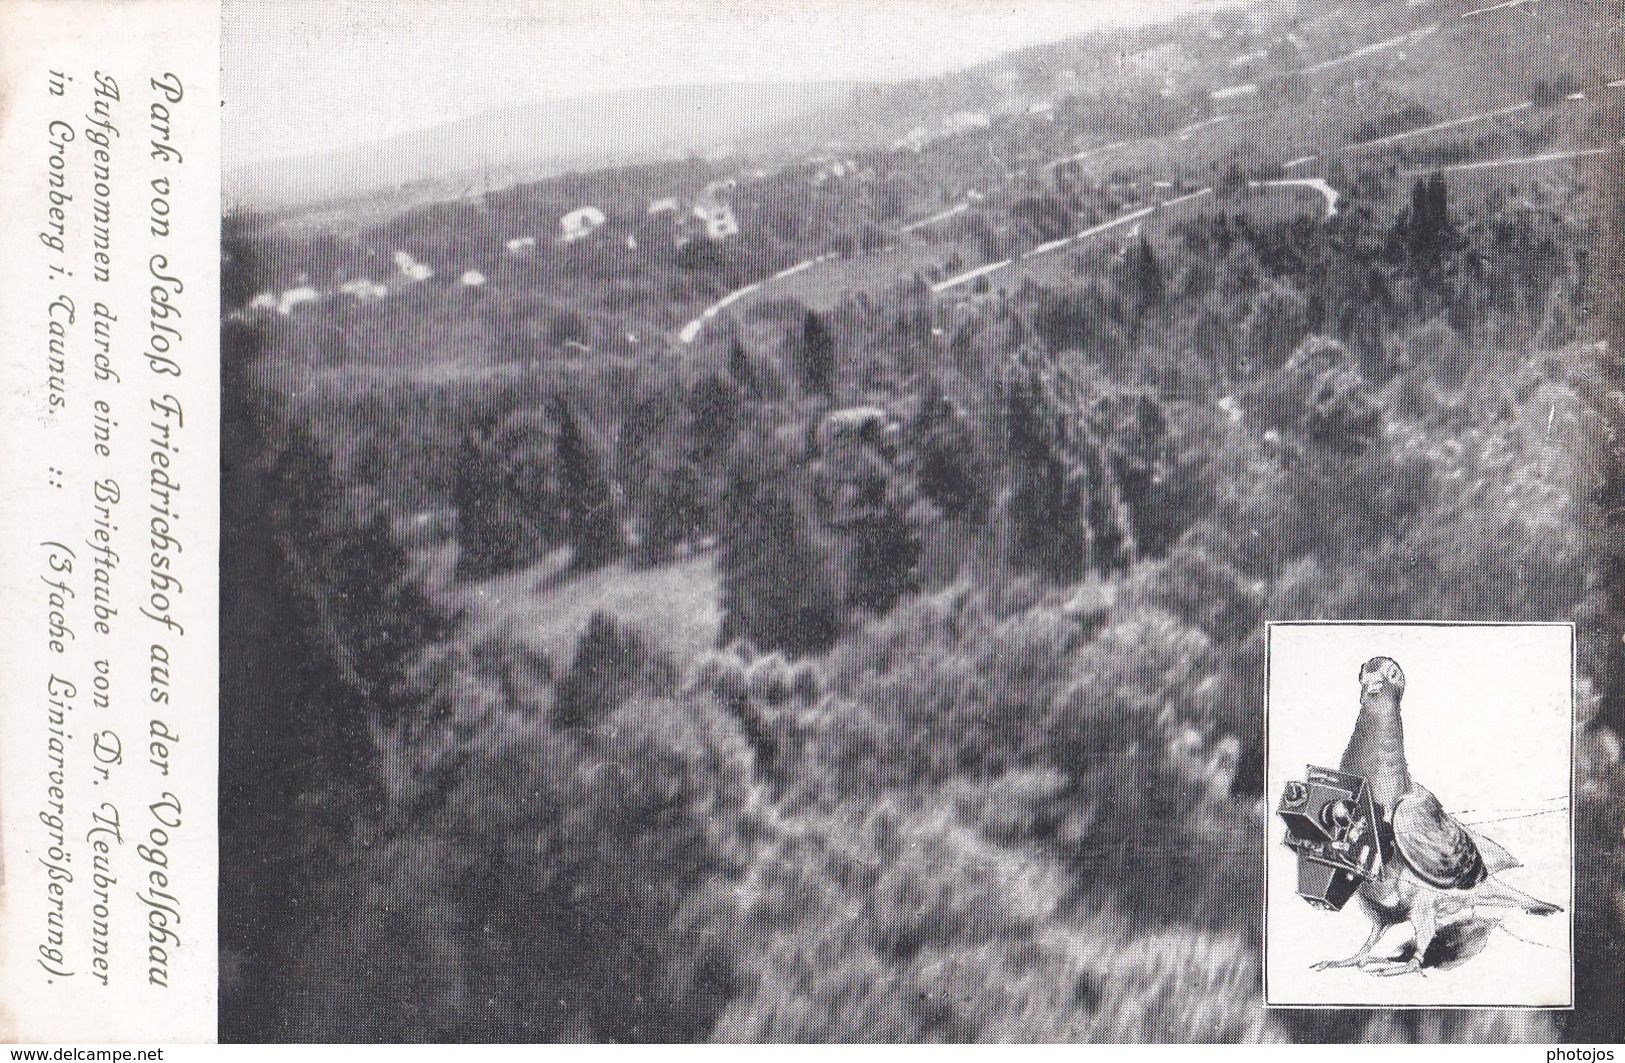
(3, 0, 1623, 1046)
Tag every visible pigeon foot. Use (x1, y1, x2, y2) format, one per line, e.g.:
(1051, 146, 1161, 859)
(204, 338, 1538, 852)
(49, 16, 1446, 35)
(1311, 956, 1363, 971)
(1313, 926, 1387, 972)
(1364, 958, 1424, 978)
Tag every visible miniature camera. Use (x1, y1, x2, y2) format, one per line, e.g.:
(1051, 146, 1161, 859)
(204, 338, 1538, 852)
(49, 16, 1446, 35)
(1276, 765, 1385, 911)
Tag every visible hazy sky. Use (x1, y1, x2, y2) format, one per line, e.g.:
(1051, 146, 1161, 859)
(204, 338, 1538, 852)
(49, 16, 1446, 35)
(223, 0, 1239, 166)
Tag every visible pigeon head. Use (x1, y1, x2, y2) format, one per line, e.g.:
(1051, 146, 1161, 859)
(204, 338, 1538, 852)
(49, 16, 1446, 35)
(1359, 656, 1406, 698)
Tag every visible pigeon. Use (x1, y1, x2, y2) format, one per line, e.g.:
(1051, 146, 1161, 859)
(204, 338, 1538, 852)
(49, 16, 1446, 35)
(1312, 656, 1561, 976)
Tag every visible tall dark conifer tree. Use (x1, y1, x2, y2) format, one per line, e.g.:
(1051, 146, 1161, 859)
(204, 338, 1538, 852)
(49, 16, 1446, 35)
(802, 310, 836, 397)
(554, 398, 626, 571)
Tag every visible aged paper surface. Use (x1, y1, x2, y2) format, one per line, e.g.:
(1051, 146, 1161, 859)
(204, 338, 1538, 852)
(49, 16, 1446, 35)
(0, 0, 220, 1042)
(213, 0, 1623, 1041)
(6, 0, 1625, 1045)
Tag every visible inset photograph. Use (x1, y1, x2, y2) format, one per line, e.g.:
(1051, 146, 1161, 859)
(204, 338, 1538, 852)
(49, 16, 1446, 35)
(1265, 623, 1573, 1009)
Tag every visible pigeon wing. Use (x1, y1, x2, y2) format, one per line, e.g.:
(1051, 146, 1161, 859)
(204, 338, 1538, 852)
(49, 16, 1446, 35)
(1392, 785, 1489, 890)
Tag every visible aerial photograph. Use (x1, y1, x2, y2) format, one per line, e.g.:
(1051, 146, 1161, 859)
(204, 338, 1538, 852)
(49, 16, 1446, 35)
(217, 0, 1623, 1042)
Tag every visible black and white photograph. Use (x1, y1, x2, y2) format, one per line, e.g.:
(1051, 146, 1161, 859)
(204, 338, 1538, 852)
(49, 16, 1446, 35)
(212, 0, 1624, 1044)
(6, 0, 1622, 1048)
(1264, 623, 1573, 1009)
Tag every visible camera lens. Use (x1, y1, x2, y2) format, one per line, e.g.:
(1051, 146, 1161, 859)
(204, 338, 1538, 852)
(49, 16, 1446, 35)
(1319, 798, 1355, 834)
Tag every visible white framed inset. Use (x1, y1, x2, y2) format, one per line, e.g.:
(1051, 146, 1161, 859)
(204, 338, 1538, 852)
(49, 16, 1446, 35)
(1263, 622, 1574, 1009)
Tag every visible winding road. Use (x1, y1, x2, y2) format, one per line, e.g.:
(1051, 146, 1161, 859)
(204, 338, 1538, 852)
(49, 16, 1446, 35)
(1249, 178, 1340, 218)
(1344, 100, 1533, 152)
(1403, 145, 1616, 176)
(665, 0, 1615, 344)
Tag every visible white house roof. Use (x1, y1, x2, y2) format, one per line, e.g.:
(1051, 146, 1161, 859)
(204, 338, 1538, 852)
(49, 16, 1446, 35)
(559, 206, 607, 241)
(393, 251, 432, 282)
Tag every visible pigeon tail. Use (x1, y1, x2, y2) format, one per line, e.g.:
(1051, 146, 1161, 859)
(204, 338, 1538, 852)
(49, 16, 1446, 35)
(1468, 877, 1562, 916)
